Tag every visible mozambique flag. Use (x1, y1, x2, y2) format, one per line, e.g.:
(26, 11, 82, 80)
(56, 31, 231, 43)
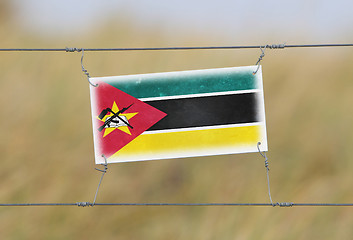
(90, 66, 267, 164)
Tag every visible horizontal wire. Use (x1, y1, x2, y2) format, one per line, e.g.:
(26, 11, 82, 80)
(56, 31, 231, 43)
(0, 203, 77, 206)
(93, 203, 272, 206)
(0, 43, 352, 52)
(1, 202, 353, 207)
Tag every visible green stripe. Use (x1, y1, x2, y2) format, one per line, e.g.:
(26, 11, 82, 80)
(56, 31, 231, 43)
(102, 67, 259, 99)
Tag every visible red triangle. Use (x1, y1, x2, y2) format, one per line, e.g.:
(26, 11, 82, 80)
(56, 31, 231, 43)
(91, 81, 166, 160)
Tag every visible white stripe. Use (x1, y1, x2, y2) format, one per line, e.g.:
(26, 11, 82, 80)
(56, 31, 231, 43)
(139, 89, 261, 102)
(142, 122, 263, 135)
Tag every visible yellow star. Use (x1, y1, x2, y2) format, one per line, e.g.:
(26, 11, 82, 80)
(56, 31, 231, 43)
(98, 101, 138, 137)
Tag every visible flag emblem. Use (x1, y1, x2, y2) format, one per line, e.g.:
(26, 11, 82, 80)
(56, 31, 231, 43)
(90, 66, 268, 163)
(98, 102, 137, 136)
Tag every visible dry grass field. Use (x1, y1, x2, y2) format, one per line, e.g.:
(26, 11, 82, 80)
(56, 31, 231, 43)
(1, 7, 353, 239)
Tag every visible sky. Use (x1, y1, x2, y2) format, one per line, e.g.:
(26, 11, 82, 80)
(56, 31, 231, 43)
(9, 0, 353, 43)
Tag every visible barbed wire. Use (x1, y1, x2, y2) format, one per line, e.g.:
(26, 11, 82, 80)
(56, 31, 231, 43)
(0, 202, 353, 207)
(1, 42, 353, 208)
(0, 43, 352, 52)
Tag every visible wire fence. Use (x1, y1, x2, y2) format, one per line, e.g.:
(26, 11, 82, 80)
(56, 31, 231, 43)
(1, 42, 353, 207)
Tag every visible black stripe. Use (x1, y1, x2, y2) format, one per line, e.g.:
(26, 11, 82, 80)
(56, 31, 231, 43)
(145, 92, 260, 131)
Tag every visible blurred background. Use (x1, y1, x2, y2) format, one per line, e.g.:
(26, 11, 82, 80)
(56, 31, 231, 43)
(1, 0, 353, 239)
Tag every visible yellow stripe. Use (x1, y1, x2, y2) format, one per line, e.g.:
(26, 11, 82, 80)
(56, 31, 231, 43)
(110, 125, 261, 161)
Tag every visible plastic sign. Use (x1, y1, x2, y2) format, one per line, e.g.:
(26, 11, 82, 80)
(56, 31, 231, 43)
(89, 66, 268, 164)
